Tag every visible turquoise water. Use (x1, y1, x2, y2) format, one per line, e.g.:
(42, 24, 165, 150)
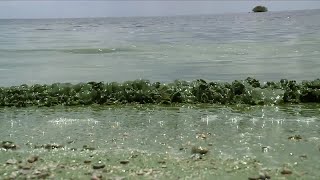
(1, 10, 320, 179)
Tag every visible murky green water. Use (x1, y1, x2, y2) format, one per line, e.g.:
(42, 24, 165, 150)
(1, 104, 319, 179)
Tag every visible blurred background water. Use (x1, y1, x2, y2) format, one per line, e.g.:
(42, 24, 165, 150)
(1, 9, 320, 86)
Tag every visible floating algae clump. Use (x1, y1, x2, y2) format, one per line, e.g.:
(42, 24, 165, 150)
(1, 78, 320, 107)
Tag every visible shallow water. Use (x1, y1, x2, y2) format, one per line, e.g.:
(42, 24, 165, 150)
(1, 105, 320, 179)
(1, 10, 320, 86)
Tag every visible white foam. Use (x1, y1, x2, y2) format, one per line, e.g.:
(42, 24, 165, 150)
(48, 118, 99, 125)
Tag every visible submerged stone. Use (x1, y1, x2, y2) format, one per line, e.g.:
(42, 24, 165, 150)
(191, 146, 209, 155)
(288, 135, 302, 141)
(6, 159, 18, 165)
(27, 155, 39, 163)
(281, 168, 292, 175)
(1, 141, 18, 150)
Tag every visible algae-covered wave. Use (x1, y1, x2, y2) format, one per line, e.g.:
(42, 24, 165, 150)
(0, 77, 320, 107)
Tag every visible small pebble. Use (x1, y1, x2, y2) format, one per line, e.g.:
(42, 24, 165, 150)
(9, 171, 19, 179)
(281, 168, 292, 175)
(6, 159, 18, 165)
(248, 177, 259, 180)
(259, 172, 271, 179)
(157, 160, 166, 164)
(130, 154, 138, 158)
(136, 170, 144, 175)
(84, 160, 92, 164)
(190, 153, 202, 160)
(36, 172, 50, 179)
(57, 164, 65, 169)
(191, 146, 209, 155)
(299, 154, 307, 159)
(1, 141, 18, 150)
(196, 133, 207, 139)
(248, 172, 271, 180)
(83, 145, 96, 151)
(91, 173, 102, 180)
(92, 163, 105, 169)
(67, 140, 75, 144)
(110, 176, 126, 180)
(261, 146, 270, 153)
(120, 160, 129, 164)
(19, 163, 32, 170)
(43, 143, 64, 150)
(288, 135, 302, 141)
(27, 155, 39, 163)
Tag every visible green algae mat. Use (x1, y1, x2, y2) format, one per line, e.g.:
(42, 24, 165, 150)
(1, 78, 320, 107)
(1, 79, 320, 179)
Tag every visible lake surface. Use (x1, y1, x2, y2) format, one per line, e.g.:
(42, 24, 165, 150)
(1, 10, 320, 179)
(1, 10, 320, 86)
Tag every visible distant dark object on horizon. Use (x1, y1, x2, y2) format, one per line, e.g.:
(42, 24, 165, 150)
(252, 6, 268, 13)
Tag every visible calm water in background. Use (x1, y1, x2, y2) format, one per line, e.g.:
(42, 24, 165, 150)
(1, 9, 320, 86)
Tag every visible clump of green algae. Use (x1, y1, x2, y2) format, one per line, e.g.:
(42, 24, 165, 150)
(1, 77, 320, 107)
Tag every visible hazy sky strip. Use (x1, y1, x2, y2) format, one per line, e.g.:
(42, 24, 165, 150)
(0, 1, 319, 19)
